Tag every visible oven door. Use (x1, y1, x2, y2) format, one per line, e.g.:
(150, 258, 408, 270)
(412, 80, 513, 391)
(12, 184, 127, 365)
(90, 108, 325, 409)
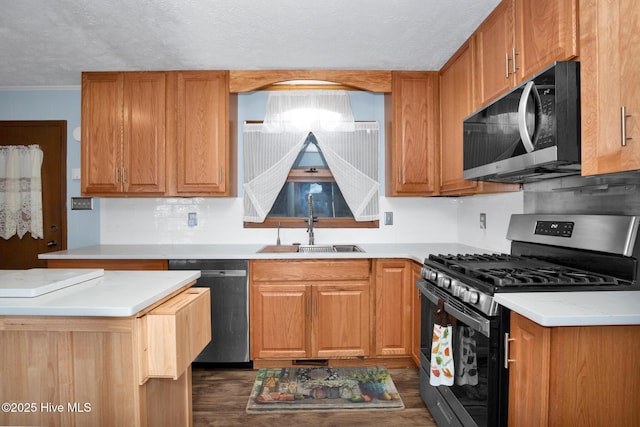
(417, 279, 509, 427)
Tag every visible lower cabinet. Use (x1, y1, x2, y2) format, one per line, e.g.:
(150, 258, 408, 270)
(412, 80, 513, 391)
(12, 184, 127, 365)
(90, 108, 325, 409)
(374, 259, 412, 356)
(250, 260, 370, 361)
(507, 312, 640, 426)
(0, 286, 210, 427)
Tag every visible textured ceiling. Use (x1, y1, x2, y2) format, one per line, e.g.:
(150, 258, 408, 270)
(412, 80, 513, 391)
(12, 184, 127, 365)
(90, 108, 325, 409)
(1, 0, 500, 88)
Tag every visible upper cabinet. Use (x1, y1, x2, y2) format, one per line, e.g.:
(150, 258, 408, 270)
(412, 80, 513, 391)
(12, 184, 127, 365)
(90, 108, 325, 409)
(81, 70, 236, 197)
(439, 41, 520, 196)
(474, 0, 578, 106)
(167, 71, 237, 196)
(580, 0, 640, 175)
(385, 71, 440, 196)
(81, 72, 167, 196)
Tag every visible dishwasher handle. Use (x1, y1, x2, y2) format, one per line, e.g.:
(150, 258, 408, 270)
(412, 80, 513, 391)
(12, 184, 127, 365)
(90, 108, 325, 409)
(200, 270, 247, 278)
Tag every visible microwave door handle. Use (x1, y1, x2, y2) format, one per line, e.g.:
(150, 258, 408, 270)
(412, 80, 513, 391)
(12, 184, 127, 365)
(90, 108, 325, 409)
(517, 81, 537, 153)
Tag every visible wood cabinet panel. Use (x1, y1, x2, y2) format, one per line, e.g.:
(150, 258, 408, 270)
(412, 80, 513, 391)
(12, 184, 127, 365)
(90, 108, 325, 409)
(374, 259, 412, 356)
(46, 259, 168, 270)
(474, 0, 515, 105)
(122, 72, 167, 194)
(507, 312, 551, 426)
(508, 312, 640, 425)
(385, 71, 439, 196)
(580, 0, 640, 175)
(144, 287, 211, 380)
(250, 283, 310, 359)
(171, 71, 236, 196)
(313, 283, 370, 358)
(514, 0, 578, 82)
(0, 285, 207, 426)
(82, 72, 166, 196)
(474, 0, 578, 107)
(410, 261, 422, 366)
(249, 260, 371, 361)
(81, 72, 123, 195)
(251, 259, 370, 282)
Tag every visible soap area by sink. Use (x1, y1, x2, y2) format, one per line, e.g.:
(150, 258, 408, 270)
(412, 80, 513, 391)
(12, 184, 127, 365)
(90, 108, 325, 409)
(257, 244, 364, 254)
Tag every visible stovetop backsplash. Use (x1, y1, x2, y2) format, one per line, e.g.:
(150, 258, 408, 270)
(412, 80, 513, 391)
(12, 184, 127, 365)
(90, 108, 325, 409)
(523, 170, 640, 216)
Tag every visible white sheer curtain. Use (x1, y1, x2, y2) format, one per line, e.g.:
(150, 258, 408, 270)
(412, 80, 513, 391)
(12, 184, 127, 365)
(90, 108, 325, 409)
(315, 123, 379, 221)
(243, 126, 308, 222)
(243, 91, 379, 223)
(0, 145, 44, 239)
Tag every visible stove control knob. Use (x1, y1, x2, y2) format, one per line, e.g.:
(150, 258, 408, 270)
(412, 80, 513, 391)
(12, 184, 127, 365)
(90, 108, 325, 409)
(440, 277, 451, 289)
(465, 290, 480, 304)
(428, 271, 438, 282)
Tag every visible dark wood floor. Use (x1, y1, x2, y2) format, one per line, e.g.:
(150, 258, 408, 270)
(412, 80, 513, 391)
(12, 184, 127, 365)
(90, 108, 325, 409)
(192, 366, 436, 426)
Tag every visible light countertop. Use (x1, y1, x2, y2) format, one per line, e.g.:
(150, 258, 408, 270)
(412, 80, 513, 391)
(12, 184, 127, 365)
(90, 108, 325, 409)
(38, 243, 491, 263)
(494, 291, 640, 327)
(0, 270, 200, 317)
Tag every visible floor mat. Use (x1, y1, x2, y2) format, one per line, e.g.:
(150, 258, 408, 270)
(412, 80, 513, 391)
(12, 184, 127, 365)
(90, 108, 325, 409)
(246, 366, 405, 413)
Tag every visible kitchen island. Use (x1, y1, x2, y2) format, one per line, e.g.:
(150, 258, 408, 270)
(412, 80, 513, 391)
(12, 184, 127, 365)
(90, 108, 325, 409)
(0, 269, 210, 427)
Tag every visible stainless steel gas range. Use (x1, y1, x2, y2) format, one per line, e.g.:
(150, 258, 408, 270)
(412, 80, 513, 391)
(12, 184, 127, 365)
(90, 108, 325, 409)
(417, 214, 640, 427)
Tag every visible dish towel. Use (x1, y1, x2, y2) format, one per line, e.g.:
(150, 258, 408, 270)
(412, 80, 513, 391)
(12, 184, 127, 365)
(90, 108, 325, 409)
(430, 300, 454, 386)
(455, 326, 478, 386)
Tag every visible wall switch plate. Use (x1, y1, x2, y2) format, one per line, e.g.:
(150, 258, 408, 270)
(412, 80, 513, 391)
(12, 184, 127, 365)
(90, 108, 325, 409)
(188, 212, 198, 227)
(71, 197, 93, 210)
(384, 211, 394, 225)
(71, 168, 81, 180)
(480, 213, 487, 229)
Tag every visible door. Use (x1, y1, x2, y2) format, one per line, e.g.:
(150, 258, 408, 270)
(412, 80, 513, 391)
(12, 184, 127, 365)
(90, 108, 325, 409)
(250, 283, 310, 359)
(374, 259, 412, 356)
(0, 121, 67, 269)
(313, 283, 370, 358)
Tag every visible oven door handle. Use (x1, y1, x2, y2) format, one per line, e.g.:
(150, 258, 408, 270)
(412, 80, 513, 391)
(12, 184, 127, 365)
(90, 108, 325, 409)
(443, 302, 491, 338)
(418, 280, 491, 338)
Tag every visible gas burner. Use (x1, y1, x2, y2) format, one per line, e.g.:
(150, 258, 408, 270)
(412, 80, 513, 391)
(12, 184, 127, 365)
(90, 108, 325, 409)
(474, 266, 622, 287)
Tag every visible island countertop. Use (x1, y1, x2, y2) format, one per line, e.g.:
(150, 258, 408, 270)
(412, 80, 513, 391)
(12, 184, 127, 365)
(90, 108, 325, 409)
(0, 270, 200, 317)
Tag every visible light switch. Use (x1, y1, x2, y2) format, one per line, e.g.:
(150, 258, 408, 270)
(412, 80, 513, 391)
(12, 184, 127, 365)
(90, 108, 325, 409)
(71, 197, 93, 210)
(384, 212, 393, 225)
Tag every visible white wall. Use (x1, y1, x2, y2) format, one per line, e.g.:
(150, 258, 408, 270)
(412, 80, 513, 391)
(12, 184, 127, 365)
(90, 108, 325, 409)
(99, 196, 461, 245)
(455, 191, 524, 252)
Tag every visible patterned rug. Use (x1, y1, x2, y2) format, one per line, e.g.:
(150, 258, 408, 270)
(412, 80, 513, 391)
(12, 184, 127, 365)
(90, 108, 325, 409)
(246, 367, 404, 413)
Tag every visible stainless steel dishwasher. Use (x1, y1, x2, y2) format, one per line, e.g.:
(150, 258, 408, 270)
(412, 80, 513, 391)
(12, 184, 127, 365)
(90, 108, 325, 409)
(168, 259, 250, 366)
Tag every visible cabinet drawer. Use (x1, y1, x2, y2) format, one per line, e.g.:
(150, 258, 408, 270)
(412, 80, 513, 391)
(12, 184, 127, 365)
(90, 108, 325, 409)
(144, 287, 211, 379)
(251, 259, 371, 281)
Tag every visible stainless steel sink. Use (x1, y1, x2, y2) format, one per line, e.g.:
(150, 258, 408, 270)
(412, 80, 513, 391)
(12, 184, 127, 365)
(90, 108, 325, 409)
(257, 244, 364, 253)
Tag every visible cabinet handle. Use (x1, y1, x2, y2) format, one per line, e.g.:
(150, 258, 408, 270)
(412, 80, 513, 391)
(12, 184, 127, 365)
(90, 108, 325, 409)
(504, 332, 516, 369)
(219, 167, 224, 183)
(512, 48, 519, 74)
(115, 168, 120, 183)
(505, 52, 510, 79)
(622, 106, 633, 147)
(397, 166, 401, 184)
(314, 296, 318, 317)
(306, 295, 310, 317)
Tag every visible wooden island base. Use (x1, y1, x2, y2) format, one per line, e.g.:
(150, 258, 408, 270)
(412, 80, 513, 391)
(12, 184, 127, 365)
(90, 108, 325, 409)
(0, 287, 210, 427)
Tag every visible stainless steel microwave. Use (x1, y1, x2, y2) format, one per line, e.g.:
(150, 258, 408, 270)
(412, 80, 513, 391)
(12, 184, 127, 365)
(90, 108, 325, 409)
(463, 61, 581, 183)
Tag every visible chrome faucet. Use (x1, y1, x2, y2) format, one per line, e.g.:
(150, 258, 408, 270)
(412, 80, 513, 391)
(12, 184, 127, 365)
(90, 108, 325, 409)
(307, 193, 316, 245)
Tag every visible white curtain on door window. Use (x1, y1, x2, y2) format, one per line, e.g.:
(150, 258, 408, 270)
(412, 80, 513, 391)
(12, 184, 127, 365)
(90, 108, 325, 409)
(243, 91, 379, 223)
(0, 145, 44, 239)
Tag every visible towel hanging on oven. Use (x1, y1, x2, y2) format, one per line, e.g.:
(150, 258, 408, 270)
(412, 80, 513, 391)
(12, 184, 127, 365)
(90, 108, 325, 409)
(429, 299, 454, 386)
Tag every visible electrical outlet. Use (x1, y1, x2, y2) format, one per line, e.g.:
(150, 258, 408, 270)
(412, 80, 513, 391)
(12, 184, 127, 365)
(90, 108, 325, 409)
(480, 213, 487, 229)
(71, 197, 93, 210)
(188, 212, 198, 227)
(384, 211, 394, 225)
